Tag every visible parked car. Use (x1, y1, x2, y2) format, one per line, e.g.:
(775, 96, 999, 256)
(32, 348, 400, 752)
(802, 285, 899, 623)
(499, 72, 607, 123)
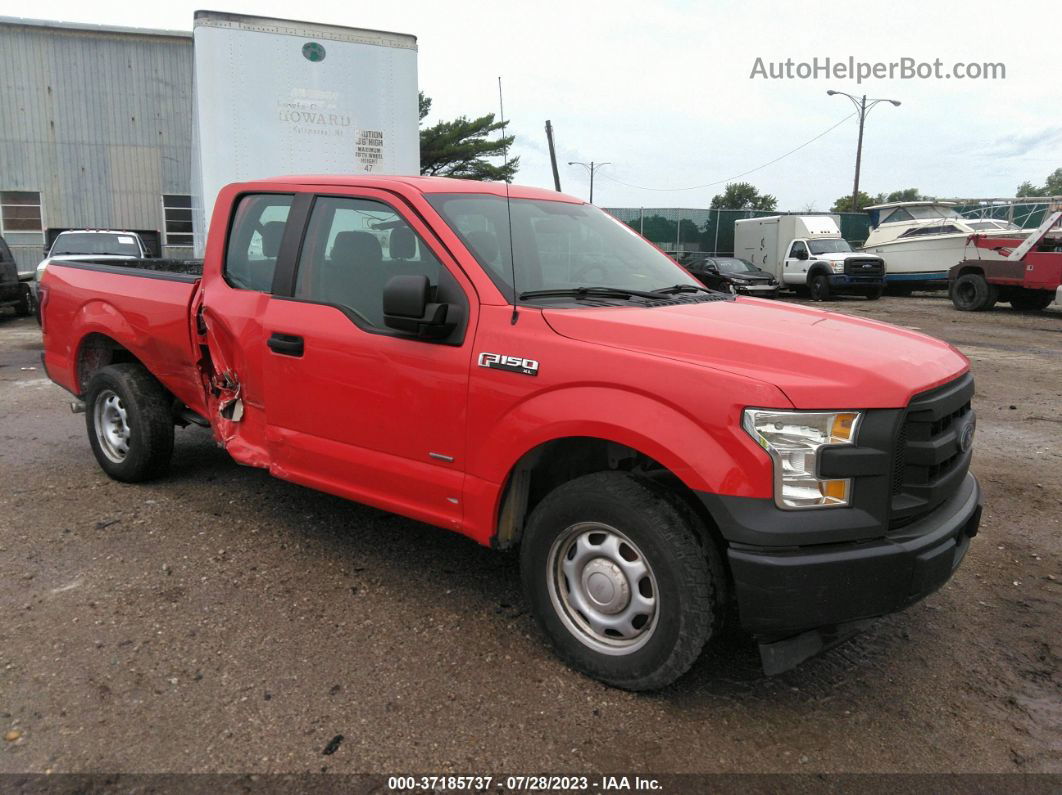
(0, 234, 35, 317)
(683, 255, 779, 297)
(36, 229, 150, 283)
(39, 176, 981, 690)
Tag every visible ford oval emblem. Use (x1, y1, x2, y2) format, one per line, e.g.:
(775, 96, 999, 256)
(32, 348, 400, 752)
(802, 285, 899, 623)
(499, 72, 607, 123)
(959, 420, 975, 453)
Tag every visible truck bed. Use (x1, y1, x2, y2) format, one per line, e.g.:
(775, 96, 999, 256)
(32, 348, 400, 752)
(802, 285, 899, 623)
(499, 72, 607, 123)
(41, 259, 206, 415)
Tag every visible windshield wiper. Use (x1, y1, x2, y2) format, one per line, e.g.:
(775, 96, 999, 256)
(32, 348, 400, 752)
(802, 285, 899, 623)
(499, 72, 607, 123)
(519, 286, 670, 301)
(651, 283, 716, 295)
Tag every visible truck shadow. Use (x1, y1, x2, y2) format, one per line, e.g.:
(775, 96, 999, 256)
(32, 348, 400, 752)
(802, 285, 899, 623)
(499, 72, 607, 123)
(164, 426, 911, 702)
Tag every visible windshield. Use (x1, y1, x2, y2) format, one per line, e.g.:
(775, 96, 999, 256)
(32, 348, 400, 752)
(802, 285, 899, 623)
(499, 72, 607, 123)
(712, 258, 758, 274)
(50, 233, 141, 257)
(425, 194, 699, 301)
(807, 239, 852, 255)
(965, 220, 1021, 231)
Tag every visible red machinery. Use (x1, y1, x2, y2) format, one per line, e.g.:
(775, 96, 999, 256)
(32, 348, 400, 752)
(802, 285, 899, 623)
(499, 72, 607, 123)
(949, 209, 1062, 311)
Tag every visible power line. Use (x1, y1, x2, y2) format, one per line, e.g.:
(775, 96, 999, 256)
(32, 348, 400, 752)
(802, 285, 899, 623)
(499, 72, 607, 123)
(598, 112, 856, 193)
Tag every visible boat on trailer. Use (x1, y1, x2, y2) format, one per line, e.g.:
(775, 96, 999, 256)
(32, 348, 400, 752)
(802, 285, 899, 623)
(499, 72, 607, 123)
(860, 201, 1034, 290)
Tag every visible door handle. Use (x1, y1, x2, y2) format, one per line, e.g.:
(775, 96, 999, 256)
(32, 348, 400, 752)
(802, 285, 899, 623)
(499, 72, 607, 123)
(267, 333, 304, 357)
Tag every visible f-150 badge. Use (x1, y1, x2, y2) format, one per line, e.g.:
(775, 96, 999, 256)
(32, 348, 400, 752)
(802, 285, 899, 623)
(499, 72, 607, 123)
(478, 352, 539, 376)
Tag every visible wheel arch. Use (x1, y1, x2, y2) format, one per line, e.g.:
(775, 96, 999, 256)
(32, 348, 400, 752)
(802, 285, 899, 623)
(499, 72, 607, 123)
(490, 435, 728, 562)
(75, 332, 143, 395)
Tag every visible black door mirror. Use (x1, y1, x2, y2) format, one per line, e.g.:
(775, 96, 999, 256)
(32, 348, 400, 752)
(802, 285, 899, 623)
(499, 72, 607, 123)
(794, 248, 809, 260)
(383, 274, 455, 339)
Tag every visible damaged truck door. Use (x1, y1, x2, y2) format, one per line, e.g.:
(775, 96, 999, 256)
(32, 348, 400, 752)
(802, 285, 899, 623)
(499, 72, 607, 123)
(200, 188, 475, 530)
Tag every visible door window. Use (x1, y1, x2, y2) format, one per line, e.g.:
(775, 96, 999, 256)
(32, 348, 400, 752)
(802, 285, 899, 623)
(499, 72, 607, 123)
(224, 194, 293, 292)
(294, 197, 442, 328)
(789, 240, 808, 258)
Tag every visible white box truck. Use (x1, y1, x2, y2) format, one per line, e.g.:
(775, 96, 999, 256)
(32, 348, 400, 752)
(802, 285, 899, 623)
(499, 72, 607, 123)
(191, 11, 420, 255)
(734, 215, 885, 300)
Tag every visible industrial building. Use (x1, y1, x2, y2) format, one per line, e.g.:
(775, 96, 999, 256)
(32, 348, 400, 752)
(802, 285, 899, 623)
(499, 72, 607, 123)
(0, 17, 194, 272)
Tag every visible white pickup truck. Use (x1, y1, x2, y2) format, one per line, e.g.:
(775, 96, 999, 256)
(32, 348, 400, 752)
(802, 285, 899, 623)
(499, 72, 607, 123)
(35, 230, 151, 284)
(734, 215, 885, 300)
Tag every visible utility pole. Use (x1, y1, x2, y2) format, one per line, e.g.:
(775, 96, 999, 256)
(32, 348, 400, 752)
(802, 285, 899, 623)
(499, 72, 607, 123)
(545, 121, 561, 191)
(827, 90, 901, 211)
(567, 160, 611, 204)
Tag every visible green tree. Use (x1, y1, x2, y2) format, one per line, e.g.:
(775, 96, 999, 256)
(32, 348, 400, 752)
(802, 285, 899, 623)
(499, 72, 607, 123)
(1017, 168, 1062, 197)
(880, 188, 928, 203)
(710, 182, 777, 211)
(627, 215, 676, 245)
(831, 191, 875, 212)
(832, 188, 929, 212)
(418, 92, 519, 182)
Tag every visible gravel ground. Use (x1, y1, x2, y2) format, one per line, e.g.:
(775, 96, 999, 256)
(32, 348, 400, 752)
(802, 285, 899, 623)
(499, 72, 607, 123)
(0, 294, 1059, 775)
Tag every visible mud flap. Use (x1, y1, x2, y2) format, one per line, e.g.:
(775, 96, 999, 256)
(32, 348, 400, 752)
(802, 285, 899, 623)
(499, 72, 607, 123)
(758, 618, 876, 675)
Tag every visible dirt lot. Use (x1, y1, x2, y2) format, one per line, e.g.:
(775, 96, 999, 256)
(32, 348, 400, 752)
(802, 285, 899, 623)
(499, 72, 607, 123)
(0, 294, 1059, 776)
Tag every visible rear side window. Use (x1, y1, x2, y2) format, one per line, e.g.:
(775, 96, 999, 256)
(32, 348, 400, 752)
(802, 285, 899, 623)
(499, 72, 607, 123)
(225, 194, 293, 292)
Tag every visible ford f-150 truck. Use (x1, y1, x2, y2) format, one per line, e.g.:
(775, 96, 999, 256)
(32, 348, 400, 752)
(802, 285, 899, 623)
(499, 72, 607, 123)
(39, 176, 982, 690)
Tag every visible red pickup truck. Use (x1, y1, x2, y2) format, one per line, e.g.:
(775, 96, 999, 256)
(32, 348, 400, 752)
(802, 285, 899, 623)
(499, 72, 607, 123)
(39, 176, 982, 689)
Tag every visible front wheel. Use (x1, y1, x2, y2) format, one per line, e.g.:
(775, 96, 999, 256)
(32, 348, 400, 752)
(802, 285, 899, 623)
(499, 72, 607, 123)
(520, 472, 723, 690)
(85, 363, 175, 482)
(863, 286, 883, 301)
(808, 273, 831, 301)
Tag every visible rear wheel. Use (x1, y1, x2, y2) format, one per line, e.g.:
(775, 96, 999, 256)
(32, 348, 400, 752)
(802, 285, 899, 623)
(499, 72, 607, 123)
(951, 273, 997, 311)
(808, 273, 831, 301)
(85, 363, 175, 482)
(1009, 290, 1053, 311)
(520, 472, 722, 691)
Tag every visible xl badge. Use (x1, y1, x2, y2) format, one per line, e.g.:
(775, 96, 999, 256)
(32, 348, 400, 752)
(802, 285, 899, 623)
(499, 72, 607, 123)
(478, 352, 539, 376)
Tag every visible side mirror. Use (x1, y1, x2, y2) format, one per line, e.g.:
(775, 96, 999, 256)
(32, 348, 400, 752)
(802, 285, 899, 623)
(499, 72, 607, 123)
(794, 248, 809, 260)
(383, 274, 455, 339)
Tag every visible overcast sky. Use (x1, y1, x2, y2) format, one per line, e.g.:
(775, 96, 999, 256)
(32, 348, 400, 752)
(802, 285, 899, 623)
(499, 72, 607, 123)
(2, 0, 1058, 210)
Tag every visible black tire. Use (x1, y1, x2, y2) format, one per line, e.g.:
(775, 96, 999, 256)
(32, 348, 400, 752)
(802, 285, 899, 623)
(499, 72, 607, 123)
(520, 472, 723, 691)
(1009, 290, 1053, 312)
(85, 363, 175, 482)
(14, 284, 35, 317)
(808, 273, 831, 301)
(888, 285, 914, 297)
(951, 273, 997, 312)
(864, 286, 883, 301)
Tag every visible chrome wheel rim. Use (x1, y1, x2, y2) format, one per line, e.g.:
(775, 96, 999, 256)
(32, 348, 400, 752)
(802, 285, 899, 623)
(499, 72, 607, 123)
(547, 522, 659, 656)
(94, 389, 131, 463)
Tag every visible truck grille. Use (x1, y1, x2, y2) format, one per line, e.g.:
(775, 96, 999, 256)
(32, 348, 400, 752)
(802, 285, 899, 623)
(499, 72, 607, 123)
(890, 373, 975, 528)
(844, 258, 884, 278)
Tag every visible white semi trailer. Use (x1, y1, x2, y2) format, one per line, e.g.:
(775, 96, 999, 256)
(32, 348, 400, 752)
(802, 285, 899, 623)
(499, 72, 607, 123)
(191, 11, 420, 255)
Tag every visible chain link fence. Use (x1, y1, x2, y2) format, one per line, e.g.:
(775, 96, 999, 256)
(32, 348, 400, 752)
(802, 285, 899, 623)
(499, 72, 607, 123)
(604, 203, 1052, 258)
(602, 208, 872, 256)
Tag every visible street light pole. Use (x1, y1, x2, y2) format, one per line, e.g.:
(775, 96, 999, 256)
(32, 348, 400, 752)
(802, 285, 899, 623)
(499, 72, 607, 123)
(827, 90, 901, 211)
(567, 160, 611, 204)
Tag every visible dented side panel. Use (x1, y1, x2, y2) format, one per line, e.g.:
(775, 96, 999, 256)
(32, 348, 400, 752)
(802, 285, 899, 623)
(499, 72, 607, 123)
(195, 283, 274, 469)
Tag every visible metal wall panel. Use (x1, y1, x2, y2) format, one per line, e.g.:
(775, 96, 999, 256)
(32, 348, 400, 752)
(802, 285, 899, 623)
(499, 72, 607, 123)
(0, 18, 193, 270)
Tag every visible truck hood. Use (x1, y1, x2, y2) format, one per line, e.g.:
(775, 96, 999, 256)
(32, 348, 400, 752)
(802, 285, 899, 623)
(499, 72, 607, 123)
(542, 298, 968, 409)
(814, 251, 883, 263)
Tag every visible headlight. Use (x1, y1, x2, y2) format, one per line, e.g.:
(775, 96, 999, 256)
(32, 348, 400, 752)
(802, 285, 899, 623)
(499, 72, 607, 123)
(831, 261, 845, 273)
(743, 409, 862, 509)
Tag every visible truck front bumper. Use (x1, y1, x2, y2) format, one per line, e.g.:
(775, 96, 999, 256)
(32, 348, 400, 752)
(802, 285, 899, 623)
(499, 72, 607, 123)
(827, 273, 883, 289)
(702, 472, 981, 671)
